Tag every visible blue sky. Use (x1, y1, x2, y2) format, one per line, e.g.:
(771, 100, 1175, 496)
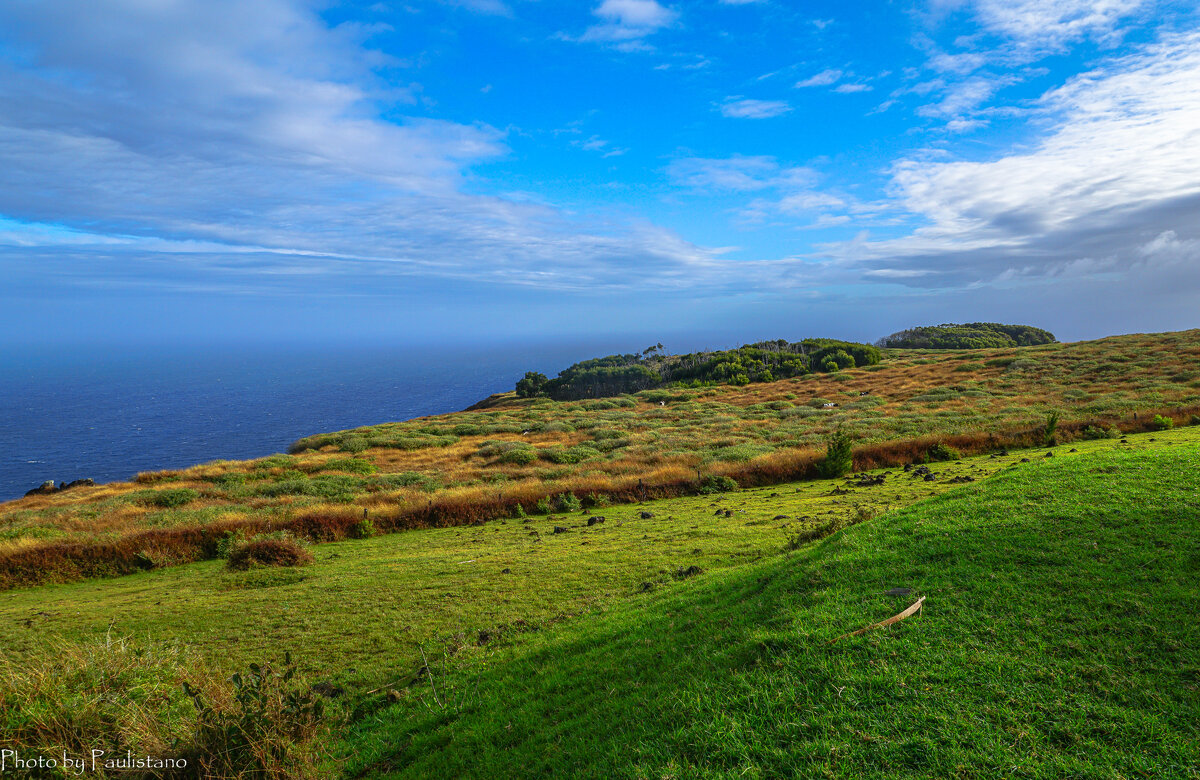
(1, 0, 1199, 348)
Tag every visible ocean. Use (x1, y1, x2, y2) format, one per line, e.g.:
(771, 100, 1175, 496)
(0, 339, 627, 501)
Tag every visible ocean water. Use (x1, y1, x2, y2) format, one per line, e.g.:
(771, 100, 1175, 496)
(0, 340, 613, 501)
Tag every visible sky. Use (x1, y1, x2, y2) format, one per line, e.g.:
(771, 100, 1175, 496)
(1, 0, 1199, 349)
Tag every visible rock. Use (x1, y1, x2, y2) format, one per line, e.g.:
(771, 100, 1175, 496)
(1069, 448, 1078, 453)
(587, 516, 606, 526)
(1020, 458, 1030, 463)
(639, 511, 654, 519)
(946, 475, 975, 484)
(501, 568, 512, 574)
(553, 526, 568, 534)
(675, 565, 703, 579)
(773, 515, 790, 520)
(1044, 452, 1054, 458)
(60, 478, 95, 491)
(923, 473, 936, 481)
(24, 481, 57, 497)
(714, 509, 725, 516)
(724, 509, 734, 517)
(311, 681, 345, 698)
(885, 587, 912, 597)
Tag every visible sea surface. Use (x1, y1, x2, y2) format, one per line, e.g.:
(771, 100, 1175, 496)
(0, 339, 623, 501)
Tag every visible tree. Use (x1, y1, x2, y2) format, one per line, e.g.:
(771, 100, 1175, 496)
(515, 371, 548, 398)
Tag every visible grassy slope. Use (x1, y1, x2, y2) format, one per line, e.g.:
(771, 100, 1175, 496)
(342, 438, 1200, 779)
(0, 439, 1042, 687)
(4, 330, 1199, 559)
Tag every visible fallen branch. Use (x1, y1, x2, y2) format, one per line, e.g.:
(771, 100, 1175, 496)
(832, 596, 925, 643)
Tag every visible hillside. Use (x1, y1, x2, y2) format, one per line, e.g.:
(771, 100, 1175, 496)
(2, 329, 1199, 589)
(2, 427, 1197, 777)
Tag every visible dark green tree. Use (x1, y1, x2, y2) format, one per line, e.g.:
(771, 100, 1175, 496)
(515, 371, 548, 398)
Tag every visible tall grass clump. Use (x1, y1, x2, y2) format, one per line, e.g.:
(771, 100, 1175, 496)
(0, 638, 335, 778)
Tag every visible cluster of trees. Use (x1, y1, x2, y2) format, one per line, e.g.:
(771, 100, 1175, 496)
(876, 323, 1056, 350)
(516, 339, 882, 401)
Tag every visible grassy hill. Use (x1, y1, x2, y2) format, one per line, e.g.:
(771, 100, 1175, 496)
(1, 427, 1196, 776)
(2, 329, 1199, 591)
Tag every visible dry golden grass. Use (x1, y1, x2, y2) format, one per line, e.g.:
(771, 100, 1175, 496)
(3, 329, 1199, 581)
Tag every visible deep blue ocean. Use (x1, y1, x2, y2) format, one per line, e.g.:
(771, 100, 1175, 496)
(0, 339, 632, 501)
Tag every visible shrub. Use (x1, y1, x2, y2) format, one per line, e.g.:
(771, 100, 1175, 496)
(130, 488, 199, 509)
(226, 537, 314, 571)
(350, 518, 375, 539)
(1190, 415, 1200, 426)
(1081, 425, 1120, 440)
(817, 428, 854, 478)
(928, 443, 961, 462)
(374, 472, 439, 491)
(515, 371, 548, 398)
(533, 498, 552, 514)
(553, 493, 582, 513)
(184, 652, 330, 777)
(538, 445, 599, 464)
(497, 447, 538, 466)
(582, 492, 611, 509)
(216, 529, 249, 559)
(337, 436, 369, 454)
(698, 475, 738, 494)
(1151, 414, 1174, 431)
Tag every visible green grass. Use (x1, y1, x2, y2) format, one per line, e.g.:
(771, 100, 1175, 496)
(341, 435, 1200, 779)
(3, 428, 1199, 777)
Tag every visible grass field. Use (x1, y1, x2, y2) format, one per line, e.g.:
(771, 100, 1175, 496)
(2, 426, 1198, 777)
(3, 330, 1200, 590)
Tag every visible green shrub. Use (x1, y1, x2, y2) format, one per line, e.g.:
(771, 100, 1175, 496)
(698, 475, 738, 494)
(497, 447, 538, 466)
(553, 493, 582, 513)
(539, 445, 599, 464)
(350, 518, 375, 539)
(534, 498, 552, 514)
(337, 435, 369, 454)
(1151, 414, 1174, 431)
(1190, 415, 1200, 426)
(130, 488, 199, 509)
(375, 472, 439, 491)
(582, 493, 610, 509)
(1081, 425, 1120, 440)
(928, 442, 961, 462)
(817, 428, 853, 478)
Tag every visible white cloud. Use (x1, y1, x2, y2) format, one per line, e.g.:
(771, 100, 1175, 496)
(718, 97, 792, 119)
(580, 0, 678, 45)
(0, 0, 723, 293)
(834, 83, 873, 93)
(967, 0, 1151, 51)
(667, 156, 816, 191)
(827, 31, 1200, 289)
(795, 69, 842, 88)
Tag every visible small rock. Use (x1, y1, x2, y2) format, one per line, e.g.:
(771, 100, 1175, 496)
(639, 511, 655, 519)
(553, 526, 568, 534)
(311, 681, 345, 698)
(885, 587, 912, 597)
(675, 565, 703, 579)
(60, 478, 95, 491)
(1020, 458, 1030, 462)
(501, 568, 512, 574)
(587, 516, 606, 526)
(773, 515, 790, 520)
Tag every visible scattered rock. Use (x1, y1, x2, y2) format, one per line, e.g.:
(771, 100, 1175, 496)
(1020, 458, 1031, 463)
(552, 526, 568, 534)
(1044, 452, 1054, 458)
(946, 475, 975, 484)
(923, 473, 936, 482)
(852, 474, 886, 487)
(501, 568, 512, 574)
(60, 478, 95, 491)
(587, 516, 606, 526)
(1069, 448, 1078, 453)
(639, 511, 655, 519)
(773, 515, 790, 520)
(675, 565, 703, 579)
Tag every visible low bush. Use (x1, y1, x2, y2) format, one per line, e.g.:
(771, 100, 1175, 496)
(698, 475, 738, 494)
(226, 537, 313, 571)
(320, 458, 377, 475)
(497, 447, 538, 466)
(553, 493, 582, 513)
(1151, 414, 1174, 431)
(927, 443, 961, 462)
(129, 488, 199, 509)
